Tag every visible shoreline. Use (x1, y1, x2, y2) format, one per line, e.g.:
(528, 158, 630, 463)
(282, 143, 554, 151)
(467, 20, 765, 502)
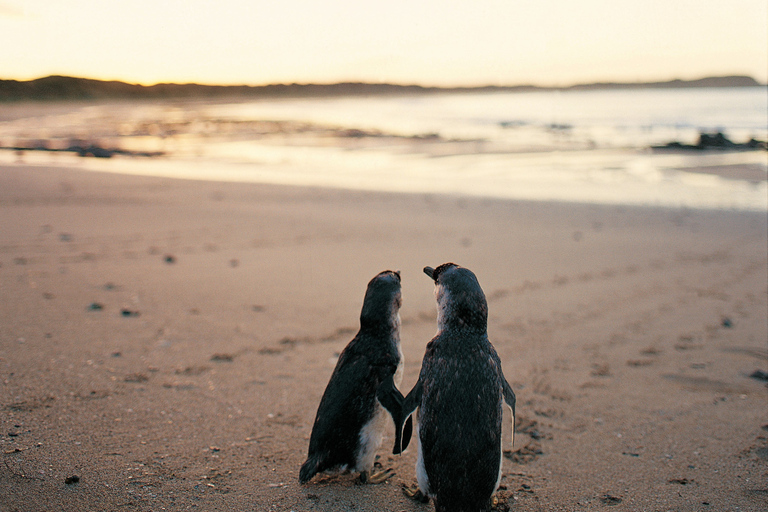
(1, 163, 767, 511)
(3, 148, 767, 213)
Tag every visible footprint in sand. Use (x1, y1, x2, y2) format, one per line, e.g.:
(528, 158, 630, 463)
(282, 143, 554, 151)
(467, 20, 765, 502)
(661, 374, 750, 394)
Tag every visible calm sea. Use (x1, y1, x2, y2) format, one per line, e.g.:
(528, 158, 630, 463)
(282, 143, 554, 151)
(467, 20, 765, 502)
(2, 86, 766, 210)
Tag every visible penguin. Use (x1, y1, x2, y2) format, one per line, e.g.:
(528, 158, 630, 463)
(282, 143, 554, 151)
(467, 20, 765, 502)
(299, 269, 412, 484)
(379, 263, 516, 512)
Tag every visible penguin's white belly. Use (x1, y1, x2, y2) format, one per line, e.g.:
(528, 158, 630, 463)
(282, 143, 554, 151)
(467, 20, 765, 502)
(415, 420, 430, 496)
(494, 432, 503, 493)
(355, 401, 387, 472)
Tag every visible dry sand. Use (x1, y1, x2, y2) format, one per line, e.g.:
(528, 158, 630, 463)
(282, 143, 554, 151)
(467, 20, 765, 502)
(1, 163, 766, 511)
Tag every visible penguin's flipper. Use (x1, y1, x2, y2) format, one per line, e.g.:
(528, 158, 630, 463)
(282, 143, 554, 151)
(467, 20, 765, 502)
(502, 378, 516, 413)
(398, 378, 423, 452)
(377, 374, 408, 454)
(402, 378, 423, 416)
(401, 414, 413, 451)
(502, 378, 516, 449)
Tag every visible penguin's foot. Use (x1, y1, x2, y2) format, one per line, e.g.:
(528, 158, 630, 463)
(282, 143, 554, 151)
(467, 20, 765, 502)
(401, 483, 430, 503)
(357, 468, 395, 485)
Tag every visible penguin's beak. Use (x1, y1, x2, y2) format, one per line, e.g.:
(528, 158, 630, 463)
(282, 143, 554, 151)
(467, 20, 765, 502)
(423, 266, 435, 281)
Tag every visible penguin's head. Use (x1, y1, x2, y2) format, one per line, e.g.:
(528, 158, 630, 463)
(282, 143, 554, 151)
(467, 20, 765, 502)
(424, 263, 487, 332)
(360, 270, 402, 331)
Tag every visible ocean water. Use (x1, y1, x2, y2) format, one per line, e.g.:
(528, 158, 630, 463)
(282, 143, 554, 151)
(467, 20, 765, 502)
(1, 86, 766, 210)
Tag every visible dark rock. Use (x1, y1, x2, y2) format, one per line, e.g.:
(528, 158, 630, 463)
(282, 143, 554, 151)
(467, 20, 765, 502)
(654, 131, 766, 152)
(600, 494, 622, 505)
(76, 145, 113, 158)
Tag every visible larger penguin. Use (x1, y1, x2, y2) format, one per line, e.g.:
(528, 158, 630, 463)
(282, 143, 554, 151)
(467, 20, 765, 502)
(300, 269, 411, 484)
(379, 263, 516, 511)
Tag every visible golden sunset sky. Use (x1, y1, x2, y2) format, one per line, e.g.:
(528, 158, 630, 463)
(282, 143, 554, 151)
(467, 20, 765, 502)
(2, 0, 766, 86)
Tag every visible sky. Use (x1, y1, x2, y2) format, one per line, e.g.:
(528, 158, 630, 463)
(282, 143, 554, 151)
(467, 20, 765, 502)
(2, 0, 766, 87)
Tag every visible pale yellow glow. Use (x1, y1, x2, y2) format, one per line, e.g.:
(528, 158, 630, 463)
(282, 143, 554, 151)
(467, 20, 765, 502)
(2, 0, 766, 86)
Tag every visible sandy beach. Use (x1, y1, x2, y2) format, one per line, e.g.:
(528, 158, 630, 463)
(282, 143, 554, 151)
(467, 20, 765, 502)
(1, 163, 766, 511)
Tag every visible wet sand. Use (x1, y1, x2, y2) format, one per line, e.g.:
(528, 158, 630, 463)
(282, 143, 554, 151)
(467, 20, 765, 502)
(1, 163, 766, 511)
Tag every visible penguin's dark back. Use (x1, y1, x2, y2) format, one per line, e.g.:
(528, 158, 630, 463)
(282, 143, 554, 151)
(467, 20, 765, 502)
(418, 332, 504, 505)
(304, 334, 394, 465)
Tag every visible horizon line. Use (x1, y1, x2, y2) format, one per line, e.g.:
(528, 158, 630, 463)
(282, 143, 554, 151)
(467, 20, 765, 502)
(1, 74, 764, 103)
(2, 73, 765, 90)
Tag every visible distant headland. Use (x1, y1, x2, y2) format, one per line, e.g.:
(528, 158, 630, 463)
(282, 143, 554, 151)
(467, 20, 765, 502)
(0, 75, 762, 102)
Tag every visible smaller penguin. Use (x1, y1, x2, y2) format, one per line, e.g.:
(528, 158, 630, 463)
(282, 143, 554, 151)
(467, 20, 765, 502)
(379, 263, 516, 512)
(300, 270, 411, 484)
